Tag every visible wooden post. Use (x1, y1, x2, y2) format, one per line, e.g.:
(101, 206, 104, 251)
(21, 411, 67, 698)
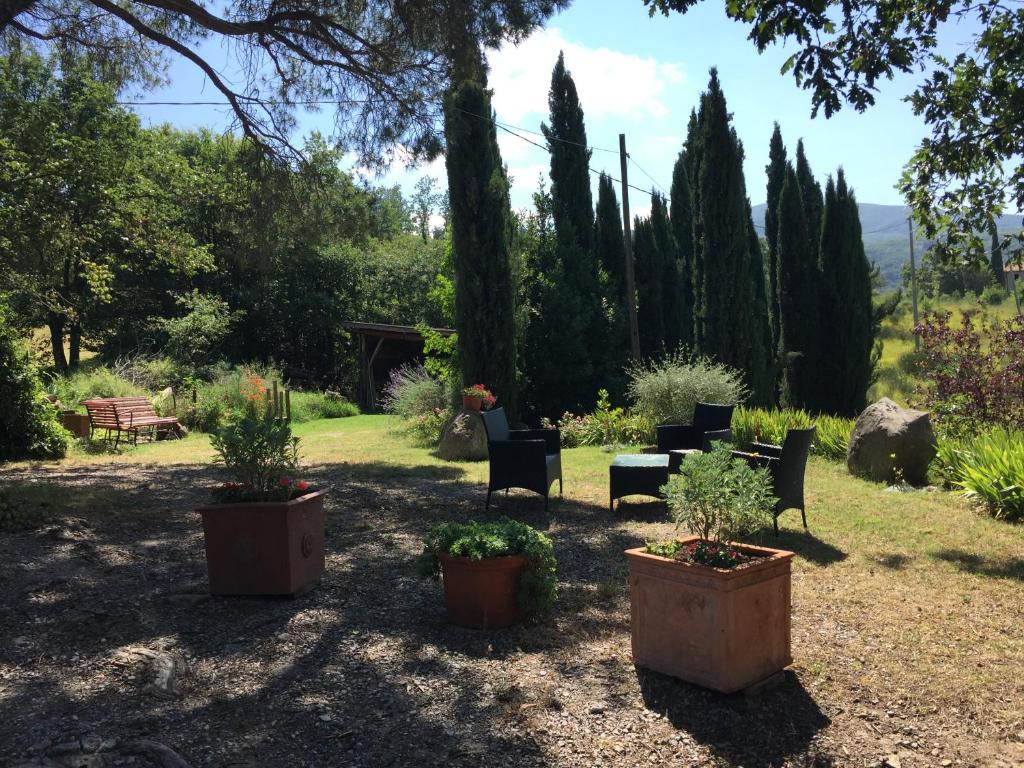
(908, 217, 920, 351)
(619, 133, 641, 361)
(285, 388, 291, 422)
(272, 380, 280, 418)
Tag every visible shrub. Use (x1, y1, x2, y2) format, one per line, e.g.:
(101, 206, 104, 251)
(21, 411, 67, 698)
(914, 310, 1024, 435)
(209, 405, 303, 503)
(405, 407, 452, 447)
(48, 366, 149, 411)
(935, 427, 1024, 522)
(980, 283, 1007, 306)
(628, 349, 747, 427)
(730, 407, 854, 462)
(173, 365, 286, 432)
(417, 518, 557, 618)
(542, 389, 652, 448)
(651, 444, 776, 568)
(0, 307, 67, 461)
(163, 291, 242, 375)
(289, 391, 359, 422)
(382, 364, 451, 420)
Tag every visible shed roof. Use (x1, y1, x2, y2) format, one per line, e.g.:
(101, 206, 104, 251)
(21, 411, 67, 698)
(343, 321, 455, 341)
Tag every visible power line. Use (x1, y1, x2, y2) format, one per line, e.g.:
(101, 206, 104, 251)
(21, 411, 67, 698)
(628, 156, 668, 196)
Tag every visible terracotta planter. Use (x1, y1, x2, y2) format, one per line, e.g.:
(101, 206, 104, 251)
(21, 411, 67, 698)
(197, 489, 327, 596)
(462, 394, 484, 412)
(625, 536, 794, 693)
(439, 553, 526, 628)
(60, 412, 91, 439)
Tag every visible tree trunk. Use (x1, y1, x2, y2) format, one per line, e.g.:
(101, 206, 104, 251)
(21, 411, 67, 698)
(69, 322, 81, 369)
(47, 312, 68, 371)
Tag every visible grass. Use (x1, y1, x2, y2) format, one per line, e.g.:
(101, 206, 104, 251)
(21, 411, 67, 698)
(871, 293, 1021, 403)
(5, 414, 1023, 734)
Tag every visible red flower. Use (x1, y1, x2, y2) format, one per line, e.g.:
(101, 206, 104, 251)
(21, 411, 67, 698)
(279, 478, 292, 487)
(294, 480, 309, 491)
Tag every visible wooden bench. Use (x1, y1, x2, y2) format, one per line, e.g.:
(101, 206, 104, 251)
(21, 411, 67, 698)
(81, 397, 181, 447)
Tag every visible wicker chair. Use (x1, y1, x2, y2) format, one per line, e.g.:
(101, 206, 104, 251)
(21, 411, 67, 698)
(732, 426, 816, 533)
(657, 402, 734, 471)
(481, 407, 562, 511)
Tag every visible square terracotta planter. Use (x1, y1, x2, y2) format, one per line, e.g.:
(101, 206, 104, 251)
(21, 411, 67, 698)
(625, 536, 794, 693)
(197, 489, 326, 596)
(439, 553, 526, 628)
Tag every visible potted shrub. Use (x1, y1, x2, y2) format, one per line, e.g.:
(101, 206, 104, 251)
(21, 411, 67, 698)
(418, 518, 556, 628)
(461, 384, 496, 412)
(196, 405, 326, 596)
(625, 444, 793, 693)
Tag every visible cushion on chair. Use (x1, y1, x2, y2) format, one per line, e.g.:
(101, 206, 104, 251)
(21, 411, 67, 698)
(611, 454, 670, 468)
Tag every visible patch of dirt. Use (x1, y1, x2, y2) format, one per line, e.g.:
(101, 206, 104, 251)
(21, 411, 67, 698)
(1, 460, 1021, 767)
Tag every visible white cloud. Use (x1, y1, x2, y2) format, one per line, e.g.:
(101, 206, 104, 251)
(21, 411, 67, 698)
(489, 28, 686, 124)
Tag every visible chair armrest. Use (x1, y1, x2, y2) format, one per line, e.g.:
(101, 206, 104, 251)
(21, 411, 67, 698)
(750, 442, 783, 458)
(731, 450, 779, 471)
(510, 428, 560, 454)
(489, 438, 547, 466)
(656, 424, 701, 452)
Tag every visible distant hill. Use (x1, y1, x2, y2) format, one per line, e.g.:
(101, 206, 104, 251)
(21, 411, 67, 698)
(750, 203, 1024, 287)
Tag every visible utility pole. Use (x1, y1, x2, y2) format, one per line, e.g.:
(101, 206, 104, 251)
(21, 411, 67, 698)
(619, 133, 641, 361)
(908, 216, 920, 351)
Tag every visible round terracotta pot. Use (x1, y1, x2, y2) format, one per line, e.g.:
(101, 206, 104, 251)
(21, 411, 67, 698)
(439, 553, 526, 628)
(462, 394, 484, 411)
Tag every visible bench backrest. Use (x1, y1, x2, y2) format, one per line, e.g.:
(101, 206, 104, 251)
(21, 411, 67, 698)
(82, 397, 158, 429)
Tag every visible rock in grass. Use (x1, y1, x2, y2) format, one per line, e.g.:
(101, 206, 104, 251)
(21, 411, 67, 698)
(847, 398, 937, 485)
(437, 410, 489, 462)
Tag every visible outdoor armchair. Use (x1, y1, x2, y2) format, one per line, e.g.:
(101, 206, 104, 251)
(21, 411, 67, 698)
(656, 401, 735, 454)
(732, 426, 816, 534)
(481, 407, 562, 511)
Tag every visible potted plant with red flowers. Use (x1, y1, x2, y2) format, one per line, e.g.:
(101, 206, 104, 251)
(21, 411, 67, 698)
(625, 444, 792, 693)
(197, 404, 326, 596)
(461, 384, 496, 412)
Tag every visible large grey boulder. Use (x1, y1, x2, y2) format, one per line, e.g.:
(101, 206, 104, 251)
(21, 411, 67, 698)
(847, 398, 937, 485)
(437, 410, 489, 462)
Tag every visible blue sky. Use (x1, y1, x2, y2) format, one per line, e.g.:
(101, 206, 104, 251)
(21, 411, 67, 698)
(131, 1, 979, 216)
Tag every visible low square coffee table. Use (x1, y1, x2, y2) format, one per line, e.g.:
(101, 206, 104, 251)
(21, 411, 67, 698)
(609, 454, 670, 512)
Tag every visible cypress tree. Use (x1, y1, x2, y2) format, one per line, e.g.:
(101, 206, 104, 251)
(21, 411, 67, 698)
(776, 163, 819, 409)
(745, 199, 777, 406)
(684, 108, 707, 347)
(444, 55, 517, 415)
(795, 139, 824, 255)
(650, 192, 682, 350)
(669, 150, 695, 348)
(537, 51, 606, 413)
(989, 219, 1005, 287)
(692, 69, 773, 394)
(764, 124, 786, 350)
(633, 214, 665, 357)
(818, 170, 874, 414)
(594, 172, 630, 399)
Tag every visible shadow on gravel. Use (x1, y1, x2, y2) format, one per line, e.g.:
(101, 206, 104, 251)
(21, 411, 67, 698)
(638, 668, 832, 768)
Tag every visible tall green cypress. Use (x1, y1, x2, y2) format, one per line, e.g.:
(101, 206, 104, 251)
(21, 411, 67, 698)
(776, 163, 819, 409)
(745, 199, 777, 406)
(444, 56, 517, 415)
(989, 219, 1005, 287)
(594, 172, 630, 399)
(692, 69, 772, 395)
(536, 51, 606, 413)
(633, 214, 665, 358)
(764, 124, 786, 350)
(795, 139, 824, 255)
(684, 108, 707, 347)
(818, 170, 874, 415)
(669, 150, 695, 348)
(650, 192, 682, 350)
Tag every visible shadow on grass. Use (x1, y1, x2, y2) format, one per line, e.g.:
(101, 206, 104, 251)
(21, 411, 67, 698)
(638, 668, 832, 767)
(930, 549, 1024, 581)
(873, 553, 913, 570)
(750, 528, 848, 567)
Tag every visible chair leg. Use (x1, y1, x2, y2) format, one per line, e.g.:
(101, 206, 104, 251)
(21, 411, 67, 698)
(773, 515, 779, 535)
(505, 487, 509, 496)
(559, 477, 563, 496)
(486, 489, 492, 510)
(801, 507, 808, 529)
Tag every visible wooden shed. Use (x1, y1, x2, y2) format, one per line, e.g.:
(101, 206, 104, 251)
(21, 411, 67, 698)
(344, 322, 455, 412)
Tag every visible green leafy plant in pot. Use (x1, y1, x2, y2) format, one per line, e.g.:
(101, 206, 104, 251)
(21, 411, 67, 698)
(418, 518, 556, 628)
(625, 444, 794, 693)
(198, 399, 327, 596)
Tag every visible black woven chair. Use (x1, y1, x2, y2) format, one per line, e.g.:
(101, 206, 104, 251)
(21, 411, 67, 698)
(481, 407, 562, 511)
(657, 402, 734, 471)
(732, 426, 816, 534)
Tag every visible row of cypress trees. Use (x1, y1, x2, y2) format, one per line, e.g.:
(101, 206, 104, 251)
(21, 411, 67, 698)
(445, 54, 877, 420)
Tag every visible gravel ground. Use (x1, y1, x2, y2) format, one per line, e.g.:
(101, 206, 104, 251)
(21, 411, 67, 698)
(0, 461, 1022, 768)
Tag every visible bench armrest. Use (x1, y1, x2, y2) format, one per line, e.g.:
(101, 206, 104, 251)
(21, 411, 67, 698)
(510, 428, 560, 454)
(750, 441, 783, 458)
(731, 450, 779, 470)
